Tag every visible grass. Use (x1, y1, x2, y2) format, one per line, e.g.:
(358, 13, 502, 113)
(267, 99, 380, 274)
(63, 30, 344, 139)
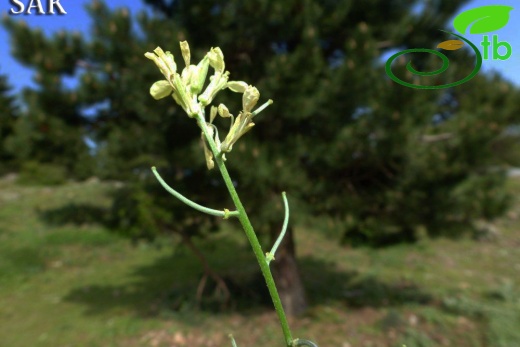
(1, 175, 520, 346)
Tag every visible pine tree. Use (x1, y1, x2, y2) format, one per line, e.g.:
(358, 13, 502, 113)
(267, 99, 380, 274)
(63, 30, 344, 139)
(0, 69, 18, 174)
(1, 20, 93, 181)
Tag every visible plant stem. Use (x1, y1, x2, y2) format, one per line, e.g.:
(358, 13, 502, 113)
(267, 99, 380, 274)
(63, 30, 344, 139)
(196, 113, 293, 347)
(151, 166, 239, 218)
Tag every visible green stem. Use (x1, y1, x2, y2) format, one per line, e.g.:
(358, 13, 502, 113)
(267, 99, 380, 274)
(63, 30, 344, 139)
(151, 166, 239, 219)
(196, 112, 293, 346)
(266, 192, 289, 265)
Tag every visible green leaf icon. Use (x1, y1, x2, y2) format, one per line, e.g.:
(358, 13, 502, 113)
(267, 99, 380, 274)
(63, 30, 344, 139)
(453, 5, 513, 34)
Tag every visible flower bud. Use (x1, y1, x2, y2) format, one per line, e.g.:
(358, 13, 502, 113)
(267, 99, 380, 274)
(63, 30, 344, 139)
(150, 80, 173, 99)
(226, 81, 248, 93)
(190, 55, 209, 95)
(201, 130, 215, 170)
(181, 64, 195, 86)
(210, 105, 218, 123)
(218, 104, 231, 118)
(243, 86, 260, 113)
(208, 47, 225, 73)
(180, 41, 190, 67)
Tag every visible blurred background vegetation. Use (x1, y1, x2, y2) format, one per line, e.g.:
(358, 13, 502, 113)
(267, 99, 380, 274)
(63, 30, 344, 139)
(2, 0, 520, 346)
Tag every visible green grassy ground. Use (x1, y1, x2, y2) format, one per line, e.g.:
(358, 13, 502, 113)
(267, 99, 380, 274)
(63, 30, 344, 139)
(1, 175, 520, 347)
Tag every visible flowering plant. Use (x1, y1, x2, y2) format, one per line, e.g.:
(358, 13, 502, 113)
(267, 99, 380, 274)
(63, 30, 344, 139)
(145, 41, 317, 347)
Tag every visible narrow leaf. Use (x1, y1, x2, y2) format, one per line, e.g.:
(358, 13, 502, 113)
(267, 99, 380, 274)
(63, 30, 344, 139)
(437, 40, 464, 51)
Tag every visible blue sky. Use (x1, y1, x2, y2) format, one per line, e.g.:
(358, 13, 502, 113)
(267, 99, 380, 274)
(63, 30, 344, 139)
(1, 0, 519, 95)
(0, 0, 148, 94)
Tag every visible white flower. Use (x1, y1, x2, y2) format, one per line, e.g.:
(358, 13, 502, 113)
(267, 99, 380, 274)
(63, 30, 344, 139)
(146, 42, 272, 169)
(145, 45, 200, 117)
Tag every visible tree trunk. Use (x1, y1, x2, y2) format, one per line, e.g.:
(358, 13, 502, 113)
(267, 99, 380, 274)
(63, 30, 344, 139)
(269, 223, 307, 316)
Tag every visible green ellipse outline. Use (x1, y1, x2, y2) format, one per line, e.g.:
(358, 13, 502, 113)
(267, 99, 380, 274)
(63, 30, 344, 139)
(385, 30, 483, 89)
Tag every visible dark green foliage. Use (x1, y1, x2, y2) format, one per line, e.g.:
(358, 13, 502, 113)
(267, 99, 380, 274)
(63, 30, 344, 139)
(1, 18, 93, 180)
(17, 160, 67, 186)
(38, 202, 109, 227)
(108, 179, 220, 242)
(109, 183, 170, 240)
(0, 70, 19, 175)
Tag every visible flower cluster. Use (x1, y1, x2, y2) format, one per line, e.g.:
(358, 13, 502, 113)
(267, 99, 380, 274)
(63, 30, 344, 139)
(145, 41, 272, 169)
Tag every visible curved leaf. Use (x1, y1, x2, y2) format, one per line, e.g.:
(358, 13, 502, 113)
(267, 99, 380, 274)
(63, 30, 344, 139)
(453, 5, 513, 34)
(437, 40, 464, 50)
